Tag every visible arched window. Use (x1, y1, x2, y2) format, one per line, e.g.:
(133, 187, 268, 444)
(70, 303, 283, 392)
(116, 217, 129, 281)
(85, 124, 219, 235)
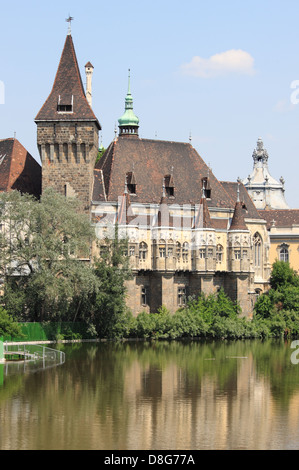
(139, 242, 148, 260)
(253, 233, 262, 267)
(216, 244, 223, 263)
(279, 244, 289, 262)
(176, 241, 181, 259)
(182, 242, 189, 261)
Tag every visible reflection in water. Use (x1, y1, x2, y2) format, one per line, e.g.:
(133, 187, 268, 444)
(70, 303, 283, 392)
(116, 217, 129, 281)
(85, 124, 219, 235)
(0, 339, 299, 450)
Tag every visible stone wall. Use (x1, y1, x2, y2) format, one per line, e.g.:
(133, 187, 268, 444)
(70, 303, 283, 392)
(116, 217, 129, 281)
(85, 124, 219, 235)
(37, 121, 99, 210)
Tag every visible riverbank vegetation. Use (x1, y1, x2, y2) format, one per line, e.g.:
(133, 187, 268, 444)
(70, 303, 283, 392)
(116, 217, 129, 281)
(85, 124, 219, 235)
(0, 190, 298, 342)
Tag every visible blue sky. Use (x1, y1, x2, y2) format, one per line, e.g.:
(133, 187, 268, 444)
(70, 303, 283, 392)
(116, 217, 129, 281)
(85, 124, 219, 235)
(0, 0, 298, 207)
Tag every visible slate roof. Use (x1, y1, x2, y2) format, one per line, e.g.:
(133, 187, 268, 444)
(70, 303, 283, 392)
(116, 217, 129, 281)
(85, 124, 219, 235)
(94, 137, 234, 208)
(221, 181, 262, 220)
(229, 201, 248, 231)
(35, 34, 101, 129)
(258, 209, 299, 230)
(0, 138, 41, 197)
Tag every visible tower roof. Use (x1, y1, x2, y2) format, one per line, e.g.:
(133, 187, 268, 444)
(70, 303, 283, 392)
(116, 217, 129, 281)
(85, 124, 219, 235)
(229, 185, 248, 231)
(35, 34, 101, 129)
(0, 138, 41, 197)
(193, 196, 213, 229)
(118, 70, 139, 133)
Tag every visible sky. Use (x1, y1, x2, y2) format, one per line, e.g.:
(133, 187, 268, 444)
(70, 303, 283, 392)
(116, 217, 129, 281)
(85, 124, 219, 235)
(0, 0, 299, 208)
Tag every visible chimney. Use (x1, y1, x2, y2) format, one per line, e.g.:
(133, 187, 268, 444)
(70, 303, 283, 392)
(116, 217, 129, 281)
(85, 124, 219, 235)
(85, 62, 94, 107)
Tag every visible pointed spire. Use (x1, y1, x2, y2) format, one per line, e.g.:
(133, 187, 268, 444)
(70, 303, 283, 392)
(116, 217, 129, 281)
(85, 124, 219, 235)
(156, 178, 170, 227)
(35, 33, 101, 129)
(229, 185, 248, 231)
(116, 176, 134, 225)
(193, 196, 213, 229)
(118, 70, 139, 137)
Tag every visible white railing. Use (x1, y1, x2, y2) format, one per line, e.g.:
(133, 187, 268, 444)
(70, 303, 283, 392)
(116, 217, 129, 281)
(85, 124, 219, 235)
(4, 342, 65, 366)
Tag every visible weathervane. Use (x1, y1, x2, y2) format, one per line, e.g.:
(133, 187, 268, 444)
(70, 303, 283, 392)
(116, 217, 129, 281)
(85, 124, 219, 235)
(66, 15, 74, 35)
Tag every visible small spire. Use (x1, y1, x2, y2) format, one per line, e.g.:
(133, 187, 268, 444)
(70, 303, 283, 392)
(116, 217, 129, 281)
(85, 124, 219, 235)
(66, 15, 74, 35)
(127, 69, 131, 95)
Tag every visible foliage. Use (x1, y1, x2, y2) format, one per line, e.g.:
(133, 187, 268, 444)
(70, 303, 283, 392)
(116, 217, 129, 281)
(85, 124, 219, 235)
(270, 260, 299, 291)
(253, 261, 299, 337)
(95, 147, 106, 164)
(0, 189, 100, 322)
(91, 231, 132, 338)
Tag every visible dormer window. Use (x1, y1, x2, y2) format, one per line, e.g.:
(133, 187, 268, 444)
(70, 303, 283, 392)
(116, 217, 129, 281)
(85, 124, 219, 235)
(57, 95, 73, 113)
(164, 174, 175, 197)
(201, 177, 211, 199)
(126, 171, 137, 194)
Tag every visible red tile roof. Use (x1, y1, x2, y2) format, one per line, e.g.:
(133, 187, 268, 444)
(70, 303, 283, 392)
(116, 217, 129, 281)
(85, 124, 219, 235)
(0, 138, 41, 197)
(258, 209, 299, 229)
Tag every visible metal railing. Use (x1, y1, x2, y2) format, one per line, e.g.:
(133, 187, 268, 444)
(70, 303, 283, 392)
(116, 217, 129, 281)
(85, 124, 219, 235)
(4, 342, 65, 366)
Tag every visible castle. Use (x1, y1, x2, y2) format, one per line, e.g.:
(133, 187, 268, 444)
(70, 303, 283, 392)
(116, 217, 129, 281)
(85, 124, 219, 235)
(33, 31, 278, 317)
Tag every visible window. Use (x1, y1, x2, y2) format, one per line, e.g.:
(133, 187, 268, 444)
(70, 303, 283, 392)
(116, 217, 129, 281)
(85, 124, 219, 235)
(57, 95, 73, 113)
(201, 177, 211, 199)
(129, 245, 135, 257)
(159, 240, 166, 258)
(178, 287, 187, 306)
(57, 104, 73, 112)
(234, 249, 241, 260)
(176, 242, 181, 259)
(139, 242, 147, 260)
(253, 233, 262, 267)
(199, 248, 205, 259)
(126, 172, 137, 194)
(216, 244, 223, 263)
(164, 174, 175, 197)
(168, 247, 173, 257)
(279, 245, 289, 262)
(159, 246, 166, 258)
(208, 248, 213, 258)
(182, 242, 189, 261)
(141, 286, 149, 306)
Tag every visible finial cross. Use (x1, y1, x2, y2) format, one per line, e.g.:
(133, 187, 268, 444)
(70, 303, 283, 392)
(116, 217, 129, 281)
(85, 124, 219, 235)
(66, 15, 74, 35)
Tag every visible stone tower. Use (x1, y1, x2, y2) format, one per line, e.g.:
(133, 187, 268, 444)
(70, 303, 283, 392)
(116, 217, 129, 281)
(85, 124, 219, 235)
(35, 32, 101, 210)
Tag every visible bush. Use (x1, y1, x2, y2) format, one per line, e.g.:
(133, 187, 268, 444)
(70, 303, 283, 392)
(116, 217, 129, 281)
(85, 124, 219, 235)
(0, 307, 24, 338)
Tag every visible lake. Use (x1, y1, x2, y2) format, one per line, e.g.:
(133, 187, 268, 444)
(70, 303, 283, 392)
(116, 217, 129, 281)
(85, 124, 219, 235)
(0, 339, 299, 450)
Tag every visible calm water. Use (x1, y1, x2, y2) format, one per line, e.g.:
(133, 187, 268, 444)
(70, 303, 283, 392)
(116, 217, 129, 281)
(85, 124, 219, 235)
(1, 339, 299, 450)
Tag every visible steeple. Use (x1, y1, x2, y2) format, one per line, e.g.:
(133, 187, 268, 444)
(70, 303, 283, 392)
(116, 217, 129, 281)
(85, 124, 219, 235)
(35, 31, 100, 211)
(35, 34, 100, 129)
(229, 184, 248, 231)
(118, 70, 139, 137)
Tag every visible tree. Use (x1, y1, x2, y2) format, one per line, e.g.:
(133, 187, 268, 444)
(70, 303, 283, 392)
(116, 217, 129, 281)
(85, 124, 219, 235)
(92, 231, 132, 338)
(270, 260, 299, 290)
(0, 307, 24, 338)
(0, 189, 100, 321)
(255, 261, 299, 319)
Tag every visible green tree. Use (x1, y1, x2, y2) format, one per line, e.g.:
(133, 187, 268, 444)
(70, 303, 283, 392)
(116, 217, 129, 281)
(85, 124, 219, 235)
(0, 307, 24, 338)
(92, 231, 132, 338)
(270, 260, 299, 290)
(0, 189, 100, 321)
